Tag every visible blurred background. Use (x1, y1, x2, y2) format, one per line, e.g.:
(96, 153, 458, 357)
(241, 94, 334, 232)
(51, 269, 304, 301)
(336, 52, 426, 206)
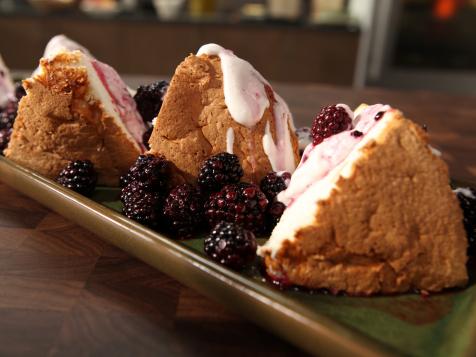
(0, 0, 475, 94)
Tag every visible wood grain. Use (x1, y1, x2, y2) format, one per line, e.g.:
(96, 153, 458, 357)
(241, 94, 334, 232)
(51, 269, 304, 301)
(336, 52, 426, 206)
(0, 16, 359, 85)
(0, 84, 474, 356)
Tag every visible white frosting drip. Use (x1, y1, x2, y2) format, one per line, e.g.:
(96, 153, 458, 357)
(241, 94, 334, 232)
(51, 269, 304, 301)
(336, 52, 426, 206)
(196, 43, 296, 173)
(262, 121, 277, 170)
(272, 93, 297, 173)
(0, 54, 15, 107)
(226, 127, 235, 154)
(454, 187, 475, 199)
(197, 43, 269, 128)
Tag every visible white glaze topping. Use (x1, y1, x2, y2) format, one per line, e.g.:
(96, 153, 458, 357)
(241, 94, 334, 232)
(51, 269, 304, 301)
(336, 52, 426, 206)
(197, 44, 269, 128)
(197, 43, 296, 173)
(226, 127, 235, 154)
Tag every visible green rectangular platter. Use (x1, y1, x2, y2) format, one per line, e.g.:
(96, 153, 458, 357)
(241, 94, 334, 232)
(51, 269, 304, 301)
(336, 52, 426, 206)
(1, 156, 475, 357)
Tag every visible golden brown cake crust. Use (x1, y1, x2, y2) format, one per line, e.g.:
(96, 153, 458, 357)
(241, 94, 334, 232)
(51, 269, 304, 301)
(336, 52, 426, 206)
(148, 54, 300, 184)
(4, 52, 141, 186)
(262, 112, 468, 295)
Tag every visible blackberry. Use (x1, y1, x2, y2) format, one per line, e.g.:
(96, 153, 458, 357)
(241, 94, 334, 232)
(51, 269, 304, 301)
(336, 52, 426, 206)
(0, 100, 18, 130)
(120, 154, 169, 194)
(204, 221, 257, 270)
(204, 183, 268, 234)
(142, 126, 153, 150)
(311, 105, 352, 145)
(56, 160, 97, 196)
(162, 184, 204, 239)
(14, 82, 26, 101)
(0, 128, 12, 152)
(455, 187, 476, 254)
(121, 181, 162, 228)
(260, 172, 291, 201)
(198, 152, 244, 192)
(266, 201, 286, 233)
(134, 80, 169, 123)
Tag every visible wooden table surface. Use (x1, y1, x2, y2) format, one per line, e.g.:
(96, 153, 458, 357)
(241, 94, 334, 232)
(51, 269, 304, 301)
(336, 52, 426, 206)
(0, 83, 475, 356)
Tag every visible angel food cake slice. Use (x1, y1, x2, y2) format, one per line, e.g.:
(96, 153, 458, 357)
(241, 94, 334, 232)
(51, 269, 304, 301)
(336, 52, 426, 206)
(258, 104, 468, 295)
(5, 36, 146, 186)
(148, 43, 300, 184)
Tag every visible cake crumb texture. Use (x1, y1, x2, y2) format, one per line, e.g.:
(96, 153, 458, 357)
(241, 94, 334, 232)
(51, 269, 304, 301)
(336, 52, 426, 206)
(263, 112, 468, 295)
(4, 52, 141, 186)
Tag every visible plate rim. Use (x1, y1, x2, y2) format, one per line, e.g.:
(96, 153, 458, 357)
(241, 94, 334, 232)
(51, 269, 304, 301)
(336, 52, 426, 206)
(1, 156, 475, 357)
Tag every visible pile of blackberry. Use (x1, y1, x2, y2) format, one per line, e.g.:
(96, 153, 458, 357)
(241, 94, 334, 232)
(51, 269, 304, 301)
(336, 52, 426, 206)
(120, 154, 170, 228)
(118, 150, 292, 270)
(196, 152, 293, 269)
(56, 160, 98, 196)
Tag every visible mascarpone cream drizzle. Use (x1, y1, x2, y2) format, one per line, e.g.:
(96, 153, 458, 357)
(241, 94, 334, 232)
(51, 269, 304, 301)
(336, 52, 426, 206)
(277, 104, 391, 206)
(226, 127, 235, 154)
(197, 43, 296, 173)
